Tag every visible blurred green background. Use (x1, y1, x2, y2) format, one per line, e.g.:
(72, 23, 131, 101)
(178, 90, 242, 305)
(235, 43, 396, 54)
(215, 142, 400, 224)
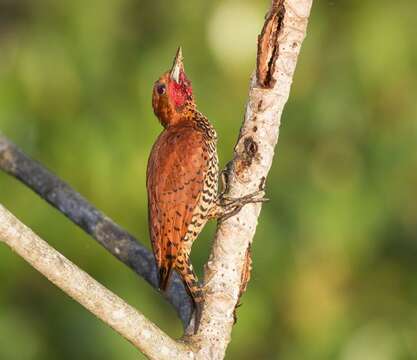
(1, 0, 416, 359)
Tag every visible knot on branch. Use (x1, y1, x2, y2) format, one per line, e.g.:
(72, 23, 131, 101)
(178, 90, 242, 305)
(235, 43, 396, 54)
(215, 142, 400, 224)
(234, 136, 260, 182)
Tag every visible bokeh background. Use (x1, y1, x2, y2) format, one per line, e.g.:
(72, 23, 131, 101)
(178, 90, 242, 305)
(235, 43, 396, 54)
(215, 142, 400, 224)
(1, 0, 416, 359)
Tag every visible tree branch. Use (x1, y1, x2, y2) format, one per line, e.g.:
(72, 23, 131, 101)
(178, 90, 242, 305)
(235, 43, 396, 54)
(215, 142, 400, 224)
(0, 204, 192, 360)
(0, 135, 193, 326)
(192, 0, 314, 357)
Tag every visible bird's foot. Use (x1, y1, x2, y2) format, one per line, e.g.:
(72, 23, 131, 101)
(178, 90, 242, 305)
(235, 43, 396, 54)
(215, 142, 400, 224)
(210, 190, 268, 222)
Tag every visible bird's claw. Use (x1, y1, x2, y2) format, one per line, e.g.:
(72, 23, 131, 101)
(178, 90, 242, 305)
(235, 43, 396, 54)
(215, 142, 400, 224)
(217, 190, 268, 222)
(219, 190, 268, 206)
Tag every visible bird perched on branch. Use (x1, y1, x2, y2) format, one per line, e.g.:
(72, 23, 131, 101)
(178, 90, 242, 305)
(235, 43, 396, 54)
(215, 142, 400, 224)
(147, 47, 265, 332)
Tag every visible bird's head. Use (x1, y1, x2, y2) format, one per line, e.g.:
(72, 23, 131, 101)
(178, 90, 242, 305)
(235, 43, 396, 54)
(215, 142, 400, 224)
(152, 47, 194, 127)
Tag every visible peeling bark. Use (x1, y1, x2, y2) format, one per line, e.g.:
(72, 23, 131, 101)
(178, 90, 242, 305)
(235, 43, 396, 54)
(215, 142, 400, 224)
(257, 0, 286, 88)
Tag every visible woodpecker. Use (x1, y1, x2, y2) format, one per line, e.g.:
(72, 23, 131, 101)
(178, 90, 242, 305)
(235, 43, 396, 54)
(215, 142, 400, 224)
(147, 47, 218, 330)
(147, 48, 265, 331)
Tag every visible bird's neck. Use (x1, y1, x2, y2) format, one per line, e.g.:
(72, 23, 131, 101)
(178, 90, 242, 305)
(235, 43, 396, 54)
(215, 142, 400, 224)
(187, 108, 217, 142)
(164, 105, 217, 141)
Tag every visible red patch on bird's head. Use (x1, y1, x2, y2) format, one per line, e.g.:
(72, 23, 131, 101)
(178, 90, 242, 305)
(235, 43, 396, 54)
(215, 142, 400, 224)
(168, 71, 193, 109)
(152, 47, 195, 127)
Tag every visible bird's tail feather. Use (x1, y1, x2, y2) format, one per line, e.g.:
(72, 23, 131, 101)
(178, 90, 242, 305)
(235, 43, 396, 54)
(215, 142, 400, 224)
(176, 254, 204, 333)
(159, 266, 173, 291)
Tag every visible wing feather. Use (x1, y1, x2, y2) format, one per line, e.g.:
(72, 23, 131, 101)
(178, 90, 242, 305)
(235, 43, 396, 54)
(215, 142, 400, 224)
(147, 124, 208, 288)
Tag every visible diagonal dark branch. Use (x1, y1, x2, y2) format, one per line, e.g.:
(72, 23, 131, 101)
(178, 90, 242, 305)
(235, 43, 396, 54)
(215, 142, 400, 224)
(0, 134, 192, 326)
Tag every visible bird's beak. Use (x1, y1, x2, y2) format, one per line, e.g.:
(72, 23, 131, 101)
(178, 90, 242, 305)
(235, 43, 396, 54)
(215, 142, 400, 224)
(170, 46, 184, 83)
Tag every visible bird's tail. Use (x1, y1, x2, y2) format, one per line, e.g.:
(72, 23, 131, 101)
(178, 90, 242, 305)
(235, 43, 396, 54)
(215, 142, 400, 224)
(176, 253, 204, 333)
(159, 265, 173, 291)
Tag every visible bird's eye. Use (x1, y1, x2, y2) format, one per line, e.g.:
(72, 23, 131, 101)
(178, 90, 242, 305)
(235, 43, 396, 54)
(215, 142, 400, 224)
(156, 84, 166, 95)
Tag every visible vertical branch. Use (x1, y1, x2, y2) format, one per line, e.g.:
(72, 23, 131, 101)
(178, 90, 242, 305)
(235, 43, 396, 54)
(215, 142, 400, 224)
(193, 1, 314, 358)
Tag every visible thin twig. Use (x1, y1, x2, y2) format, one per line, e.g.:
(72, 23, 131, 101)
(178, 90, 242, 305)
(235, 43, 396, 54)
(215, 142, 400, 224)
(0, 135, 193, 326)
